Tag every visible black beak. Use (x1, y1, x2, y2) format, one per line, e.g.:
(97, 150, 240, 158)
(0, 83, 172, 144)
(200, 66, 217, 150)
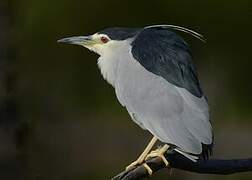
(57, 36, 93, 45)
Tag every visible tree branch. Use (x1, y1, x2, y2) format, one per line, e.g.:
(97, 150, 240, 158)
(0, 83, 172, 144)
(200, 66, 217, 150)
(111, 150, 252, 180)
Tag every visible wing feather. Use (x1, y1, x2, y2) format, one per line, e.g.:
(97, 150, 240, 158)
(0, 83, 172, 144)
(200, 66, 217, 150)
(131, 26, 203, 98)
(114, 28, 213, 156)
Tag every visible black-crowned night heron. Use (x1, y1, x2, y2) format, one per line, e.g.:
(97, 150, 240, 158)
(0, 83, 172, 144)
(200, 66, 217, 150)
(58, 25, 213, 175)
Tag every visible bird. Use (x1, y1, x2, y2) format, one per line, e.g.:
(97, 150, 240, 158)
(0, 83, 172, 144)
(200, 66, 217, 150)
(58, 24, 213, 175)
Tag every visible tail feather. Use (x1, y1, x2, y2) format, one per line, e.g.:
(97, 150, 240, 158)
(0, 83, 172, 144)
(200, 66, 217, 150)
(201, 143, 213, 161)
(174, 142, 213, 162)
(174, 149, 199, 162)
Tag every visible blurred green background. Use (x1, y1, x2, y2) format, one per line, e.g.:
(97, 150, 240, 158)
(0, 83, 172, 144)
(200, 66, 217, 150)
(1, 0, 252, 179)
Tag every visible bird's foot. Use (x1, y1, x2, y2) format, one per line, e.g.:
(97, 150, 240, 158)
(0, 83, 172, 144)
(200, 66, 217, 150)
(125, 160, 153, 175)
(125, 159, 143, 171)
(145, 144, 170, 167)
(125, 136, 158, 175)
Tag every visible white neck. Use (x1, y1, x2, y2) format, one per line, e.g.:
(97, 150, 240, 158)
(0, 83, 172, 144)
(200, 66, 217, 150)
(97, 55, 119, 86)
(96, 40, 131, 87)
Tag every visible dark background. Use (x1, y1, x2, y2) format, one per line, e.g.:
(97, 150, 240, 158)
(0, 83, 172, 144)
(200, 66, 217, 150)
(1, 0, 252, 179)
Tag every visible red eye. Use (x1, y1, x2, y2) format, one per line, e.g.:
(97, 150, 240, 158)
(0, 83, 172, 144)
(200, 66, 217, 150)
(101, 36, 109, 43)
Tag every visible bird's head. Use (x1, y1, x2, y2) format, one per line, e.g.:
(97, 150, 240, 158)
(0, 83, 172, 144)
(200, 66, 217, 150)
(57, 28, 140, 55)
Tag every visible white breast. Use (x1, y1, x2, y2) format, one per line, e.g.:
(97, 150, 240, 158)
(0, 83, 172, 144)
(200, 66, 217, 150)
(97, 55, 119, 86)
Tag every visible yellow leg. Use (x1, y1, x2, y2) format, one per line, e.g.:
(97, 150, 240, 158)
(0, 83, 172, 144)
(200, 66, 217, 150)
(145, 144, 170, 166)
(126, 136, 158, 171)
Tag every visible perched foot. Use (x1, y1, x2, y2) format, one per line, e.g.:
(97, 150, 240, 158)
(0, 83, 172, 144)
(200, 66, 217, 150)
(145, 144, 170, 167)
(126, 145, 170, 175)
(126, 159, 153, 175)
(125, 136, 158, 172)
(126, 159, 144, 171)
(126, 160, 142, 171)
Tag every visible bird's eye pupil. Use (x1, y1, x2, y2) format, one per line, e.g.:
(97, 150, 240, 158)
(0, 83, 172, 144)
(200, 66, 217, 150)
(101, 36, 109, 43)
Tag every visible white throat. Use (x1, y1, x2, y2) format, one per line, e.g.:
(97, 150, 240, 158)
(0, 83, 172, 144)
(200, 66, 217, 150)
(96, 40, 132, 87)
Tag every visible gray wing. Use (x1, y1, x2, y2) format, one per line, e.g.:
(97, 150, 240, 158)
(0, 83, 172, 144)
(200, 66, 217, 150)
(115, 52, 212, 155)
(114, 29, 212, 155)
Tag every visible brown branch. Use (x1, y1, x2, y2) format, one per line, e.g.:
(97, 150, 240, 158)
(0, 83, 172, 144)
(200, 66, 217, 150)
(111, 150, 252, 180)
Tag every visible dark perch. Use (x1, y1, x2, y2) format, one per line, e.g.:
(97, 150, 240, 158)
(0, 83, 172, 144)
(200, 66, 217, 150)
(111, 150, 252, 180)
